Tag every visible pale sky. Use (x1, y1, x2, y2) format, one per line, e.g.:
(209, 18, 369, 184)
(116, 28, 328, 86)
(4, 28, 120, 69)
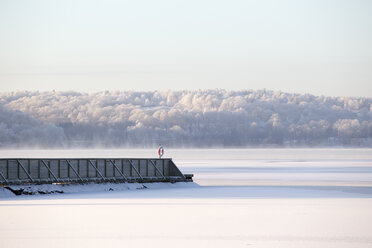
(0, 0, 371, 97)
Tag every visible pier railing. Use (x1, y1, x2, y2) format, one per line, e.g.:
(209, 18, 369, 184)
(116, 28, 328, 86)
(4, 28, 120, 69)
(0, 158, 191, 185)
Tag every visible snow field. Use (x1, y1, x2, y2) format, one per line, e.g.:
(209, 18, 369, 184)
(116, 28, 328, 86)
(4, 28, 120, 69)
(1, 148, 372, 248)
(1, 197, 372, 248)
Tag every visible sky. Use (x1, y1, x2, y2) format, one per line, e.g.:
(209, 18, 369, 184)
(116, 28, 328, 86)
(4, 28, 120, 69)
(0, 0, 371, 97)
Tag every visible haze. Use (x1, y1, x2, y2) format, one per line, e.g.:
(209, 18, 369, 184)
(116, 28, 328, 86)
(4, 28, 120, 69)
(0, 0, 372, 97)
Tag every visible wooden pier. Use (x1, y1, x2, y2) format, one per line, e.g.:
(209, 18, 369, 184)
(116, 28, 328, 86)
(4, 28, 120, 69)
(0, 158, 193, 185)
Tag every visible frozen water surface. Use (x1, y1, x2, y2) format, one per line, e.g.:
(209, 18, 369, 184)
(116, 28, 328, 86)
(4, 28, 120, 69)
(1, 148, 372, 248)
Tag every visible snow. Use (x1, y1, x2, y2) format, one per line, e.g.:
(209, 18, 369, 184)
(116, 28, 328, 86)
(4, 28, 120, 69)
(2, 90, 372, 147)
(0, 182, 199, 197)
(1, 148, 372, 248)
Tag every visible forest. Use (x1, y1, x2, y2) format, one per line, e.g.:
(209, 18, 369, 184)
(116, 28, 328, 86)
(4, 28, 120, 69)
(0, 90, 371, 148)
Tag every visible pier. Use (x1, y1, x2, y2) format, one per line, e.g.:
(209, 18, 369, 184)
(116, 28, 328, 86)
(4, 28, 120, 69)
(0, 158, 193, 185)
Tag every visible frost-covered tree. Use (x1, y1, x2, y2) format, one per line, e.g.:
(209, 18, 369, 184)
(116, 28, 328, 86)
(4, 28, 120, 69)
(0, 90, 371, 147)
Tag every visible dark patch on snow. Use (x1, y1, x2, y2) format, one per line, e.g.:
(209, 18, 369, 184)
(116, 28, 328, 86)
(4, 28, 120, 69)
(136, 184, 148, 190)
(4, 186, 64, 196)
(4, 187, 27, 195)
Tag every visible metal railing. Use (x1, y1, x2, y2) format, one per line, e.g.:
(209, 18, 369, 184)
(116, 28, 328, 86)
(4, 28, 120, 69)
(0, 158, 190, 185)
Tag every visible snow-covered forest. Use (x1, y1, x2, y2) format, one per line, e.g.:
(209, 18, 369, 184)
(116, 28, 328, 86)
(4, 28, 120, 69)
(0, 90, 371, 148)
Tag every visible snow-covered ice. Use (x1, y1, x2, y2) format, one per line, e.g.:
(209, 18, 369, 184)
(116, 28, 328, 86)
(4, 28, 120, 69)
(1, 148, 372, 248)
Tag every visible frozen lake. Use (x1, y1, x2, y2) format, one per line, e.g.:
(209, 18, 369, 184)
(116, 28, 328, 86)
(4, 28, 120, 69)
(1, 148, 372, 248)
